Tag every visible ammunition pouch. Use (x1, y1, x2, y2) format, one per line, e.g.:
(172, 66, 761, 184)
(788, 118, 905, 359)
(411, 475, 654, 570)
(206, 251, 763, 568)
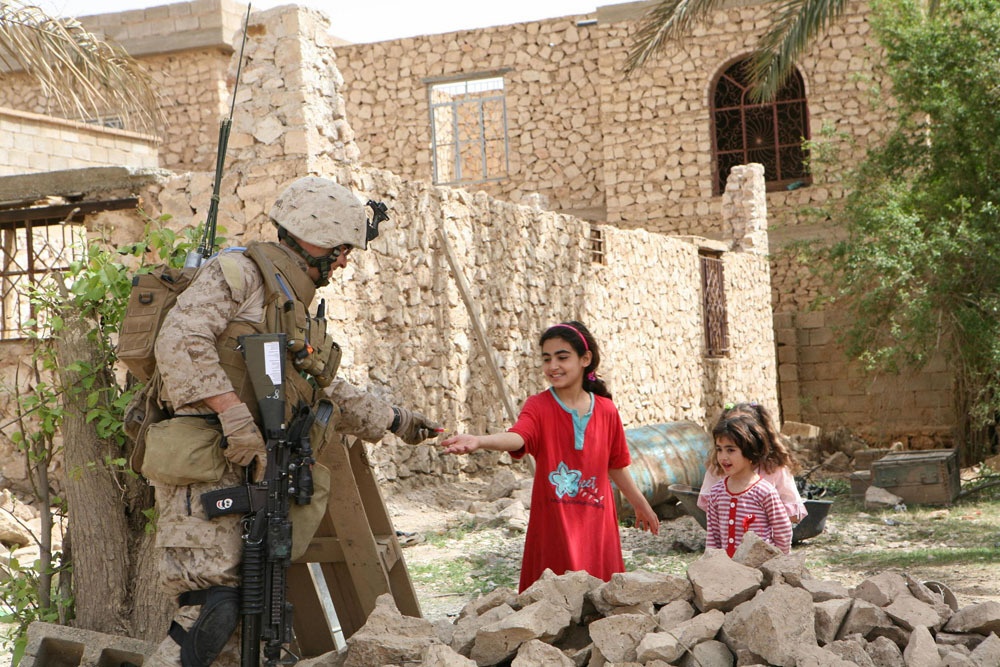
(142, 416, 226, 487)
(124, 371, 170, 476)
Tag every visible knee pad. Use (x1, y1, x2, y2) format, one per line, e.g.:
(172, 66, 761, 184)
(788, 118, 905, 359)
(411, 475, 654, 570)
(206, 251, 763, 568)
(168, 586, 240, 667)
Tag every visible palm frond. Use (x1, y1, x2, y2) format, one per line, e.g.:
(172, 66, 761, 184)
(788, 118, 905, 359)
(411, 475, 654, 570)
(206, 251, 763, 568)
(625, 0, 729, 76)
(747, 0, 851, 101)
(0, 1, 160, 134)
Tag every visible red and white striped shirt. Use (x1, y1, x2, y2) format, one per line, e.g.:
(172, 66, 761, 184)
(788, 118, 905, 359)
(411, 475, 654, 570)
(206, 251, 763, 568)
(705, 477, 793, 556)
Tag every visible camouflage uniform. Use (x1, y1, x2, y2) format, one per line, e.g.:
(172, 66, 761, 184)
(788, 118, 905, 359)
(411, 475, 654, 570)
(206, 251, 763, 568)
(147, 244, 393, 667)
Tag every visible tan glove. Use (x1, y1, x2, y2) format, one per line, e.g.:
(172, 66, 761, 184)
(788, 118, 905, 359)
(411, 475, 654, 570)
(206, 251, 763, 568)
(218, 403, 267, 482)
(391, 407, 442, 445)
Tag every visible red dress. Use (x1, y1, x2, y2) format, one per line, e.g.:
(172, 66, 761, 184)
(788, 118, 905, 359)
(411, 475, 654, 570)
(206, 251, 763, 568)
(508, 389, 631, 592)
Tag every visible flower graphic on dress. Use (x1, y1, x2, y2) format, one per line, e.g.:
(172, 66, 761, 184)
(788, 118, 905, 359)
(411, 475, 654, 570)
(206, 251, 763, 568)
(549, 462, 582, 498)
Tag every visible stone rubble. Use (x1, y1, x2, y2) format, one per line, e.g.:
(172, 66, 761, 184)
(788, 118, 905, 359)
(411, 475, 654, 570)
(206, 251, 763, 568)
(298, 530, 1000, 667)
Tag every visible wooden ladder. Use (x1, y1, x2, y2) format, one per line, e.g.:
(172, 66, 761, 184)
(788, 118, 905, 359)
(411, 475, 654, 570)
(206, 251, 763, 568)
(286, 434, 421, 657)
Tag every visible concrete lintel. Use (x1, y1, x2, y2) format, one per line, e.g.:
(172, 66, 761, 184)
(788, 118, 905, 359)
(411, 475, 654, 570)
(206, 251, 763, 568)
(0, 167, 172, 201)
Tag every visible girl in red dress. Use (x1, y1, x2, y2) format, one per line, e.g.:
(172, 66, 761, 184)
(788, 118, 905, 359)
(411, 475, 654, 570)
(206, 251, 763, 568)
(441, 321, 659, 592)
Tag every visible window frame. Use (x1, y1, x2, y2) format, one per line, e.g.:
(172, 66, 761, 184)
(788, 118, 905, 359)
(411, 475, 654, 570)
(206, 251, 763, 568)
(427, 73, 510, 186)
(709, 58, 812, 196)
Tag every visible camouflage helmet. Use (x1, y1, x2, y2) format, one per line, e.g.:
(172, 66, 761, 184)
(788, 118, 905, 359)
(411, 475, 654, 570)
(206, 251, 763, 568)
(269, 177, 367, 249)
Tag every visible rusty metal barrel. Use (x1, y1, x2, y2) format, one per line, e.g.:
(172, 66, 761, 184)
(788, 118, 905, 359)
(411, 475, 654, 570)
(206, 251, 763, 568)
(623, 421, 711, 507)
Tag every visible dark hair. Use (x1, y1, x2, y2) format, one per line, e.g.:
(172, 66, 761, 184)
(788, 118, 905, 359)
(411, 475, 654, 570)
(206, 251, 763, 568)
(707, 402, 800, 475)
(539, 320, 612, 399)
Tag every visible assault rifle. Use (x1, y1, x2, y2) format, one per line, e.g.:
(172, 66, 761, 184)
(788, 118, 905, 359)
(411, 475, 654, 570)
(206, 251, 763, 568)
(201, 333, 316, 665)
(184, 2, 252, 269)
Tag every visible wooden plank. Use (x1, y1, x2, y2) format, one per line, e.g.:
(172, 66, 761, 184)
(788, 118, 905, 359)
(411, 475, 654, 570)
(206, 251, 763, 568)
(437, 227, 518, 424)
(315, 436, 389, 619)
(348, 439, 421, 617)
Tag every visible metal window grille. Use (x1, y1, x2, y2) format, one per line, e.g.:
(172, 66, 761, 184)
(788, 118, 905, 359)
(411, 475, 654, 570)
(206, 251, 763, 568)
(701, 252, 729, 357)
(429, 77, 509, 185)
(589, 225, 605, 264)
(711, 59, 810, 195)
(1, 220, 86, 340)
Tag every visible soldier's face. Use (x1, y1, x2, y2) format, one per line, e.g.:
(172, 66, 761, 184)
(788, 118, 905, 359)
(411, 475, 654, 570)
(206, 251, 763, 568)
(300, 240, 351, 282)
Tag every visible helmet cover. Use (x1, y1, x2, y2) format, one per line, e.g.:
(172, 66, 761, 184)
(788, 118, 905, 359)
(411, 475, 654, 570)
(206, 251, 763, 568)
(269, 177, 367, 249)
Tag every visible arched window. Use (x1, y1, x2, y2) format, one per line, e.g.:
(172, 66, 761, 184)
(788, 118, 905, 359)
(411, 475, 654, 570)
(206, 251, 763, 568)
(711, 59, 810, 195)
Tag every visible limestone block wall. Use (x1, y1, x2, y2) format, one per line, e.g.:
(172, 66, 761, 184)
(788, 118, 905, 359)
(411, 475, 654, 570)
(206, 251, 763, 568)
(0, 0, 239, 174)
(39, 163, 773, 484)
(334, 16, 608, 220)
(0, 108, 159, 175)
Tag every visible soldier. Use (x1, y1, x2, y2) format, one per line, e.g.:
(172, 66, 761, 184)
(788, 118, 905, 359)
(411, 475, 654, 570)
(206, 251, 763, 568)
(143, 176, 440, 666)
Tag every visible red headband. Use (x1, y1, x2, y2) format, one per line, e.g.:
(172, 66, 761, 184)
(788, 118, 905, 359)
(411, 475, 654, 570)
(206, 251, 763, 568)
(553, 323, 589, 351)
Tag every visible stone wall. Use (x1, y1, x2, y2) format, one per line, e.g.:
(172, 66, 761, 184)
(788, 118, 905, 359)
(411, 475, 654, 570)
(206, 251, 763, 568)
(0, 108, 158, 175)
(0, 5, 777, 489)
(330, 0, 957, 445)
(0, 0, 240, 174)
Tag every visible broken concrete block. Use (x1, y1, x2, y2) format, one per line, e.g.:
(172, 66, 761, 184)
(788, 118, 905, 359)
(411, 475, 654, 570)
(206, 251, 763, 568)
(759, 552, 812, 588)
(344, 593, 440, 667)
(969, 632, 1000, 666)
(636, 609, 725, 663)
(688, 549, 762, 612)
(458, 586, 518, 619)
(421, 643, 477, 666)
(587, 612, 657, 663)
(902, 625, 939, 667)
(838, 599, 897, 642)
(470, 599, 572, 665)
(884, 593, 946, 632)
(510, 638, 575, 666)
(596, 570, 692, 607)
(944, 601, 1000, 636)
(853, 571, 910, 607)
(865, 486, 904, 509)
(731, 530, 782, 568)
(791, 643, 860, 666)
(781, 421, 821, 438)
(814, 598, 852, 645)
(655, 599, 696, 629)
(865, 635, 905, 667)
(517, 569, 601, 624)
(825, 637, 876, 666)
(801, 577, 850, 602)
(720, 583, 816, 665)
(450, 603, 514, 656)
(678, 639, 734, 667)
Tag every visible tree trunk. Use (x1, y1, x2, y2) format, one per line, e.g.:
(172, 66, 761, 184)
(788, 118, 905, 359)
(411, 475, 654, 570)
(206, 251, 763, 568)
(53, 290, 172, 638)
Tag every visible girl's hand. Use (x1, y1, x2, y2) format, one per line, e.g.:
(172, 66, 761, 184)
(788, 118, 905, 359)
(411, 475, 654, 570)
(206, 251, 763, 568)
(440, 434, 480, 455)
(634, 504, 660, 535)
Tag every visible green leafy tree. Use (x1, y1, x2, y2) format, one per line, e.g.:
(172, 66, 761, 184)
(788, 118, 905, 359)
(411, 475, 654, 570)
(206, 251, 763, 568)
(626, 0, 940, 101)
(0, 0, 160, 133)
(823, 0, 1000, 461)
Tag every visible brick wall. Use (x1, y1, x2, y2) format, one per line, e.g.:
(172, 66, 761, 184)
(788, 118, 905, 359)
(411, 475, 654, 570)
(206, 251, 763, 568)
(0, 108, 158, 175)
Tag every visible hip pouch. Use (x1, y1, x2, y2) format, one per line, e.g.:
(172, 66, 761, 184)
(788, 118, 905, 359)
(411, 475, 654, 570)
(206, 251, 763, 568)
(142, 416, 227, 486)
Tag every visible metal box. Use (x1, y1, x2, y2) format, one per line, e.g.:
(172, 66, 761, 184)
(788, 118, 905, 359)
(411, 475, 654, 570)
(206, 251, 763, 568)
(871, 449, 960, 505)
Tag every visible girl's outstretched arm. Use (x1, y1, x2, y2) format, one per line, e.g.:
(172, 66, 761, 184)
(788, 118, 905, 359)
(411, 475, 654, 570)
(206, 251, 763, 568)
(440, 432, 525, 455)
(609, 467, 660, 535)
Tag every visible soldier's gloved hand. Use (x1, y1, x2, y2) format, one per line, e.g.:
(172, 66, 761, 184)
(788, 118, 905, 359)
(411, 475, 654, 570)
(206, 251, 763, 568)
(391, 407, 442, 445)
(218, 403, 267, 482)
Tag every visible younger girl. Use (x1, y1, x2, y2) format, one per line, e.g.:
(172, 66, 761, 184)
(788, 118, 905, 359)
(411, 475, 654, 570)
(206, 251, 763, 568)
(440, 321, 659, 592)
(704, 407, 793, 556)
(698, 402, 807, 524)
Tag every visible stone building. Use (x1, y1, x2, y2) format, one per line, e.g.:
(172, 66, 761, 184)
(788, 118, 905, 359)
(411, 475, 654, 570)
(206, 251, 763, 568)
(0, 0, 781, 488)
(330, 0, 955, 447)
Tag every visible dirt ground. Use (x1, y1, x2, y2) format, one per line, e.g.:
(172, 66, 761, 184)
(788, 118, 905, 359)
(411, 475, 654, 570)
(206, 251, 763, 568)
(383, 472, 1000, 622)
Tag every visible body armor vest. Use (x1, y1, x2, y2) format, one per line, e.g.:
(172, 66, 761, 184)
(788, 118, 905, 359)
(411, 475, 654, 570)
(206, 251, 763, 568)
(215, 242, 336, 423)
